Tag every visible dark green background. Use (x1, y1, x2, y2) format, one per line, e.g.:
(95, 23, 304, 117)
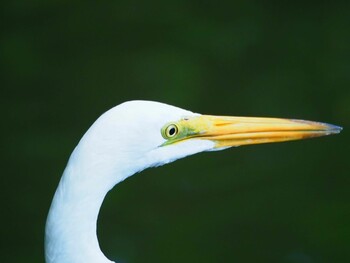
(2, 1, 349, 263)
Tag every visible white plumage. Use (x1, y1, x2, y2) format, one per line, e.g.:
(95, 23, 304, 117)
(45, 101, 341, 263)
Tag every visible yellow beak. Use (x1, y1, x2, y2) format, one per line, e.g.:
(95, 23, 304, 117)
(179, 115, 342, 148)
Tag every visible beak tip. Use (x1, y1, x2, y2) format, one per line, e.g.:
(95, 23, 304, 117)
(325, 123, 343, 134)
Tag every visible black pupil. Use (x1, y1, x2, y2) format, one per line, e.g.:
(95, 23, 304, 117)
(169, 127, 176, 136)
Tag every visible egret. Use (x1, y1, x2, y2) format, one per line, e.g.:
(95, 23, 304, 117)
(45, 100, 341, 263)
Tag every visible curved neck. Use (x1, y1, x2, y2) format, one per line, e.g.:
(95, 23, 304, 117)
(45, 146, 126, 263)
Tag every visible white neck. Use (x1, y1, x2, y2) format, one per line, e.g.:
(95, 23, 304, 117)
(44, 144, 131, 263)
(44, 101, 205, 263)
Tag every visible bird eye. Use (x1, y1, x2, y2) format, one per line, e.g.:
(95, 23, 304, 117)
(162, 124, 179, 139)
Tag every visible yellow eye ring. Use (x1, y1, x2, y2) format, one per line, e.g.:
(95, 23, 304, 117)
(163, 124, 179, 139)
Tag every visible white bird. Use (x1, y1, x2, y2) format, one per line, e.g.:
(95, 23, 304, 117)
(45, 100, 341, 263)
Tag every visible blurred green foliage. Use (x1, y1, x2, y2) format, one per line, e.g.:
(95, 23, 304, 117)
(1, 1, 349, 262)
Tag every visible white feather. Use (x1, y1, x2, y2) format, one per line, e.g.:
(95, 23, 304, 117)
(45, 101, 215, 263)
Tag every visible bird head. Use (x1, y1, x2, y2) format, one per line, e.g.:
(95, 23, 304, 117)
(77, 100, 341, 183)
